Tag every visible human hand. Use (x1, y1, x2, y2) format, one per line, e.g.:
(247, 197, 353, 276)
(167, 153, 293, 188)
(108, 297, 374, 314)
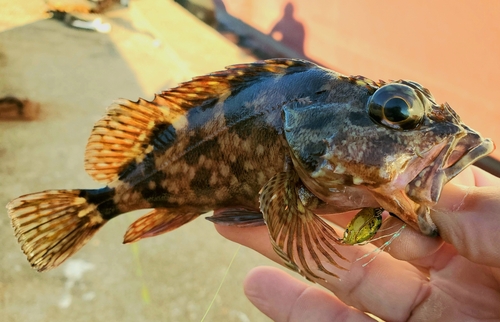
(216, 166, 500, 321)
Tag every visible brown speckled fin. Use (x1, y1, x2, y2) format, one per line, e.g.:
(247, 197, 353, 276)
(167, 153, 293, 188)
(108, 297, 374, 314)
(85, 98, 173, 183)
(6, 190, 105, 272)
(85, 59, 316, 183)
(206, 208, 264, 227)
(123, 209, 199, 244)
(259, 171, 347, 280)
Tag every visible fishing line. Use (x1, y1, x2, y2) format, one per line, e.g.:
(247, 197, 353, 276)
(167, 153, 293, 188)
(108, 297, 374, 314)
(355, 224, 406, 267)
(364, 223, 404, 243)
(200, 244, 241, 322)
(375, 223, 400, 233)
(130, 242, 151, 304)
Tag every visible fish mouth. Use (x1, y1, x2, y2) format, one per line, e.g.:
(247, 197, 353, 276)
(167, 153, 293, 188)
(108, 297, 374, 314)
(402, 129, 494, 236)
(407, 130, 494, 205)
(443, 133, 494, 181)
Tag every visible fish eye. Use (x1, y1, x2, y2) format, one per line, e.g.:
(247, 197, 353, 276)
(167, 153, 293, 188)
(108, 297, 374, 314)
(367, 83, 425, 130)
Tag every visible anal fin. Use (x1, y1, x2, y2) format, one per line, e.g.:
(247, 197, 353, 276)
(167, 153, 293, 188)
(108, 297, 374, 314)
(259, 171, 347, 280)
(123, 208, 199, 244)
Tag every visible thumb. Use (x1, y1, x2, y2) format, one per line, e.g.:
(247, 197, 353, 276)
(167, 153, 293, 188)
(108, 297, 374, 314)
(431, 183, 500, 267)
(243, 266, 372, 322)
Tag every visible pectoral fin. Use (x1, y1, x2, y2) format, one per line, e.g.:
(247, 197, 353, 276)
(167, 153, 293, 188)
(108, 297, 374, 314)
(259, 171, 347, 280)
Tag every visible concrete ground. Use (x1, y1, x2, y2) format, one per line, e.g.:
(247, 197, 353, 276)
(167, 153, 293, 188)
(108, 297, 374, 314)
(0, 1, 286, 321)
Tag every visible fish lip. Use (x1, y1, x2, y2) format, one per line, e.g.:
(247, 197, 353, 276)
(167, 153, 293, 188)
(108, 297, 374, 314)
(407, 131, 494, 205)
(443, 135, 494, 180)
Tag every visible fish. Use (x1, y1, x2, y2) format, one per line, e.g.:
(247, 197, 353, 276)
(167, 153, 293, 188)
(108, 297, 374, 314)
(6, 58, 494, 280)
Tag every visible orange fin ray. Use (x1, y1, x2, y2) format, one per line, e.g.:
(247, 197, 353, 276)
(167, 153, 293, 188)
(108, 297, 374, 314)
(85, 98, 170, 183)
(6, 190, 105, 272)
(259, 171, 347, 281)
(85, 59, 316, 183)
(123, 208, 199, 244)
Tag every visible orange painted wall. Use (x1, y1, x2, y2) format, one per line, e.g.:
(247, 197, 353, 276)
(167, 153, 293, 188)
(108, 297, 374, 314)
(222, 0, 500, 159)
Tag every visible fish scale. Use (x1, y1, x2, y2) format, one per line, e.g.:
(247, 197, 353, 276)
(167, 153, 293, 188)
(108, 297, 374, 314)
(6, 58, 493, 281)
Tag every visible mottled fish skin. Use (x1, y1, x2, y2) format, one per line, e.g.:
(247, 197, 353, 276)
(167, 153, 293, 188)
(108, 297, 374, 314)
(105, 60, 332, 216)
(6, 58, 493, 279)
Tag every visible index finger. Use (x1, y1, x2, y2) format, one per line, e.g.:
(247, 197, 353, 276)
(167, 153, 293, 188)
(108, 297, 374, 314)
(215, 223, 428, 322)
(431, 167, 500, 267)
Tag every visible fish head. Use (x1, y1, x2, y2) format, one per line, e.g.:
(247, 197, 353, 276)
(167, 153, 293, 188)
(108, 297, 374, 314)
(284, 77, 494, 235)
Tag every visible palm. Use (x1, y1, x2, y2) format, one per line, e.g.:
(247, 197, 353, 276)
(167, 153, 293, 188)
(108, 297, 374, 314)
(216, 166, 500, 321)
(420, 248, 500, 320)
(343, 234, 500, 320)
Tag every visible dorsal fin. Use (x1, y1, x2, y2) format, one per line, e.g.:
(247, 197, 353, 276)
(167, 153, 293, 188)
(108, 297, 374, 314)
(84, 59, 316, 183)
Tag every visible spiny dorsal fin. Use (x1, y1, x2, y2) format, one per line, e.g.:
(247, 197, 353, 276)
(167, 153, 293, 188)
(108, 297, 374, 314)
(85, 98, 172, 183)
(85, 59, 316, 183)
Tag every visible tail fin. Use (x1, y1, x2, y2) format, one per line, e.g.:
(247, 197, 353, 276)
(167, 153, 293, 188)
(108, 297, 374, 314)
(6, 190, 106, 272)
